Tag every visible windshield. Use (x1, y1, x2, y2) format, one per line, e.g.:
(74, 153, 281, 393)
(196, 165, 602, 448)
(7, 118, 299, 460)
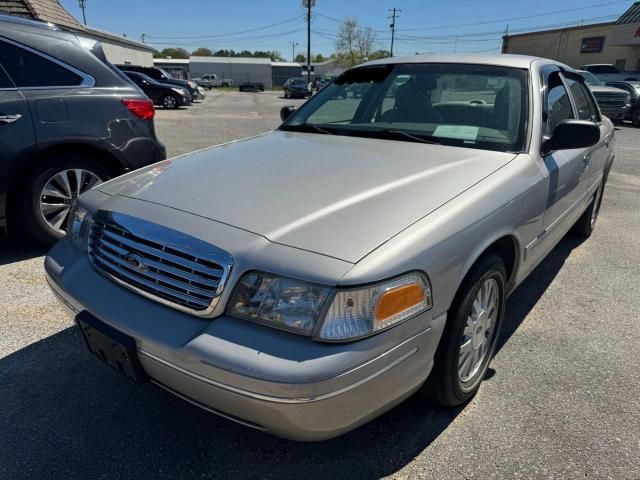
(157, 67, 173, 79)
(280, 63, 529, 153)
(579, 71, 604, 86)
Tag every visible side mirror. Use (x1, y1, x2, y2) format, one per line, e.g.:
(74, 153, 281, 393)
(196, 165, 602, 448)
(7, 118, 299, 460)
(543, 120, 600, 154)
(280, 105, 296, 122)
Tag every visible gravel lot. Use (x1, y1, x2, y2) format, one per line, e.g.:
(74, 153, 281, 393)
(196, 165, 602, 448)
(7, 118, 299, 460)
(1, 91, 639, 480)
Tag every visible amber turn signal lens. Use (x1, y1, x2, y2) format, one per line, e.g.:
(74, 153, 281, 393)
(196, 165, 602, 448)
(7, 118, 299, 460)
(375, 283, 426, 322)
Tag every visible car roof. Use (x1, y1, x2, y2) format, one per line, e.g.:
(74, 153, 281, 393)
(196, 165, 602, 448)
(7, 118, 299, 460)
(361, 53, 570, 71)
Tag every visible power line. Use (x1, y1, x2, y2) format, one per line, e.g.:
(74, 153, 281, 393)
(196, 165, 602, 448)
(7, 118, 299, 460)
(399, 0, 629, 32)
(146, 15, 305, 40)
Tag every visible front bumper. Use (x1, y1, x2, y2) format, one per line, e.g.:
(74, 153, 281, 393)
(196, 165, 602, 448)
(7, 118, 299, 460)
(600, 104, 630, 120)
(45, 239, 444, 441)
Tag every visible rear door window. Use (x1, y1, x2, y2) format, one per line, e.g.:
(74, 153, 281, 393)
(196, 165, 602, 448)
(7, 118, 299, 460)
(545, 71, 574, 135)
(0, 39, 83, 88)
(564, 76, 597, 122)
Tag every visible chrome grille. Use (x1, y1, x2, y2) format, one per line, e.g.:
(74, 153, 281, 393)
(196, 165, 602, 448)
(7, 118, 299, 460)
(88, 211, 232, 315)
(595, 93, 627, 108)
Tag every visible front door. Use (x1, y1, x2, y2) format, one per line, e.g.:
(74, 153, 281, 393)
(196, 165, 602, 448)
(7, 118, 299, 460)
(0, 65, 35, 225)
(540, 68, 590, 232)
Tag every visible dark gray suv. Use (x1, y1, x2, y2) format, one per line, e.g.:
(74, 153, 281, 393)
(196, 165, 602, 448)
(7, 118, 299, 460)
(0, 14, 166, 243)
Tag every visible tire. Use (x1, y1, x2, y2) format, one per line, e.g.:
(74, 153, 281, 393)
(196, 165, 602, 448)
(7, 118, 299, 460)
(572, 180, 603, 238)
(17, 152, 113, 244)
(632, 109, 640, 128)
(161, 94, 179, 109)
(284, 92, 289, 99)
(422, 254, 507, 407)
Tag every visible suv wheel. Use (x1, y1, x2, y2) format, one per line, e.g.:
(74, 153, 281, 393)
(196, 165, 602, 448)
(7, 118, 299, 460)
(632, 109, 640, 128)
(161, 94, 179, 109)
(422, 254, 506, 406)
(19, 153, 112, 244)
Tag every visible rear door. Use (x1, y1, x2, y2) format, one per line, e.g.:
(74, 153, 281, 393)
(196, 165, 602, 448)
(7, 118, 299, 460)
(0, 46, 35, 223)
(563, 72, 609, 189)
(540, 67, 590, 231)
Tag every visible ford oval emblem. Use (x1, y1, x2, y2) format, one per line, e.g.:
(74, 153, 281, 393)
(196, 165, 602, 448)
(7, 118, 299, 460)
(125, 253, 148, 272)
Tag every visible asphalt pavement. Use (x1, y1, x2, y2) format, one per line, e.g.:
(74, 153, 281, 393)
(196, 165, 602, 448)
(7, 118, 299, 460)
(0, 91, 638, 480)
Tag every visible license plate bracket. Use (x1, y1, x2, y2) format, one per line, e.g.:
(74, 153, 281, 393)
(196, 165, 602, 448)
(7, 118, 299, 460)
(76, 311, 148, 384)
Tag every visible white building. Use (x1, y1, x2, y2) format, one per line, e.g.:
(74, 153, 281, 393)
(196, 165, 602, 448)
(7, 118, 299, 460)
(189, 56, 273, 89)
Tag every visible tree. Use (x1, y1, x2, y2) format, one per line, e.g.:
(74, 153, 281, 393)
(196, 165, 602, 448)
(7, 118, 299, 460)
(368, 49, 390, 60)
(314, 53, 326, 62)
(336, 17, 359, 67)
(191, 47, 213, 57)
(294, 53, 306, 63)
(357, 27, 376, 61)
(153, 47, 190, 59)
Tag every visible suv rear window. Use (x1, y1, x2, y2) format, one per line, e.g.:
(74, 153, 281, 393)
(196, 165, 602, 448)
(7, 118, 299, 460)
(0, 39, 83, 88)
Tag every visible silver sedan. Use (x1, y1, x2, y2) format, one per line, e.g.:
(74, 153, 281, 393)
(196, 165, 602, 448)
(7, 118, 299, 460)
(46, 54, 614, 441)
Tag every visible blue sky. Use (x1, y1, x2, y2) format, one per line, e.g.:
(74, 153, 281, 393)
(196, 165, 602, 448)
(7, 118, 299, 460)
(60, 0, 634, 58)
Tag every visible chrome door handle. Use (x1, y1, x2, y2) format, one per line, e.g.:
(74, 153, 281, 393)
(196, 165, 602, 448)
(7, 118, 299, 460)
(0, 114, 22, 125)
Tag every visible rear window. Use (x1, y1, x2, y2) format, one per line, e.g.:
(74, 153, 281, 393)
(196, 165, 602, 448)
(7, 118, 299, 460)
(0, 39, 83, 88)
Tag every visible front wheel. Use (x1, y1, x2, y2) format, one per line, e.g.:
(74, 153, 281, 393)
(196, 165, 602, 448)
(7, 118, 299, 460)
(161, 94, 179, 109)
(422, 254, 506, 406)
(632, 109, 640, 128)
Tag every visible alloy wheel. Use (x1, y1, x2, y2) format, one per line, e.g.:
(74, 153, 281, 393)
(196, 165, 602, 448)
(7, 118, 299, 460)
(39, 169, 103, 234)
(163, 95, 177, 108)
(458, 277, 499, 385)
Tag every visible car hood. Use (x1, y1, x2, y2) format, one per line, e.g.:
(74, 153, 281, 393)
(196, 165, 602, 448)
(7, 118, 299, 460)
(97, 131, 517, 262)
(590, 85, 628, 95)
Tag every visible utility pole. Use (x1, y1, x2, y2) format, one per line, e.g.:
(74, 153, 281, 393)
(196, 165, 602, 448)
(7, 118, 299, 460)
(502, 24, 509, 53)
(289, 40, 299, 62)
(304, 0, 315, 82)
(140, 33, 146, 44)
(389, 8, 401, 57)
(78, 0, 87, 25)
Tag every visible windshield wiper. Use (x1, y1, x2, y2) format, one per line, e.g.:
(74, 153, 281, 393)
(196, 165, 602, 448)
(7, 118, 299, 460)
(347, 128, 441, 145)
(280, 123, 334, 135)
(382, 129, 441, 145)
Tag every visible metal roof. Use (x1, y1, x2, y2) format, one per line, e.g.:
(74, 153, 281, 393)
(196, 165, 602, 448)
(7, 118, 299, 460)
(271, 61, 303, 68)
(154, 58, 190, 64)
(616, 1, 640, 24)
(0, 0, 152, 50)
(189, 56, 271, 65)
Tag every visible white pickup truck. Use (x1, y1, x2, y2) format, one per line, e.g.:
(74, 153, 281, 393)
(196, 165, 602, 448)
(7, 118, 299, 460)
(193, 74, 234, 89)
(581, 64, 640, 82)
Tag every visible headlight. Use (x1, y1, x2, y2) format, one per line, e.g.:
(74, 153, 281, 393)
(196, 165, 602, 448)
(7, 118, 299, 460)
(317, 272, 431, 341)
(188, 81, 197, 88)
(171, 87, 187, 95)
(229, 271, 431, 341)
(66, 204, 92, 250)
(229, 271, 331, 334)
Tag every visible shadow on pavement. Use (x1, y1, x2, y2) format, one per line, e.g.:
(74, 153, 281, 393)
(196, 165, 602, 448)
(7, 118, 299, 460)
(0, 232, 48, 266)
(0, 235, 584, 480)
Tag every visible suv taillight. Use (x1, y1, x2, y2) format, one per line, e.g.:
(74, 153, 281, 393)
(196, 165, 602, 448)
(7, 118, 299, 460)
(121, 98, 155, 120)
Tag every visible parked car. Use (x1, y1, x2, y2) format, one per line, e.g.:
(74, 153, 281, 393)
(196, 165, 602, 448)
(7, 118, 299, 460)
(123, 71, 191, 109)
(580, 64, 639, 82)
(0, 14, 165, 243)
(283, 77, 311, 98)
(115, 65, 205, 101)
(577, 70, 631, 123)
(606, 80, 640, 126)
(46, 54, 613, 441)
(193, 73, 234, 89)
(238, 81, 265, 92)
